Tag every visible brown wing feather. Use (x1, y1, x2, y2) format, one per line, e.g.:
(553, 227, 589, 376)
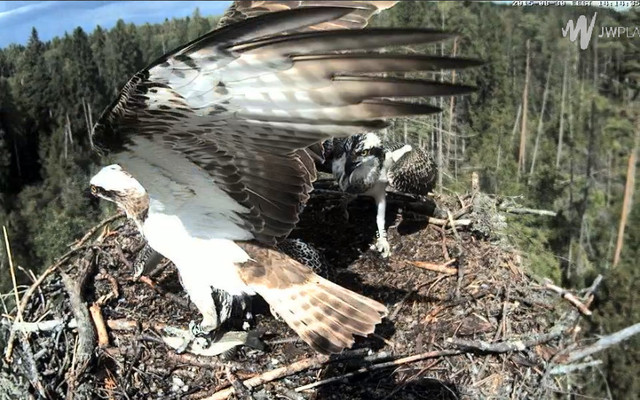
(217, 1, 398, 31)
(237, 242, 387, 354)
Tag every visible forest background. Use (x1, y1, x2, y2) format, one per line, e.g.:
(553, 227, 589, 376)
(0, 2, 638, 398)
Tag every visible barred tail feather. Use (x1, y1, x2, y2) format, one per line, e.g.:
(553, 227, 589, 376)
(237, 242, 388, 354)
(259, 276, 387, 354)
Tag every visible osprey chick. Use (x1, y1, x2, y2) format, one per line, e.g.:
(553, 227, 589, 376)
(319, 132, 437, 257)
(88, 1, 481, 354)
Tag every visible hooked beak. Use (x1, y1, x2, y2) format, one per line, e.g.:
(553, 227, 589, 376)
(344, 158, 361, 177)
(84, 185, 95, 200)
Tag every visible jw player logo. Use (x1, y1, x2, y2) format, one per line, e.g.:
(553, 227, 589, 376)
(562, 12, 597, 50)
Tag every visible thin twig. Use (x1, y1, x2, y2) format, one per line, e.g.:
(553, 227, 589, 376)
(4, 245, 91, 362)
(447, 210, 462, 241)
(203, 350, 392, 399)
(72, 213, 125, 248)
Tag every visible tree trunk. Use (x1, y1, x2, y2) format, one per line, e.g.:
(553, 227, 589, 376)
(436, 12, 445, 191)
(606, 149, 612, 208)
(556, 52, 569, 169)
(613, 115, 639, 268)
(518, 39, 530, 178)
(529, 56, 554, 184)
(511, 103, 522, 142)
(446, 37, 458, 167)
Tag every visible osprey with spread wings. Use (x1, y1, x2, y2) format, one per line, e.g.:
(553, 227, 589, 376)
(88, 1, 481, 354)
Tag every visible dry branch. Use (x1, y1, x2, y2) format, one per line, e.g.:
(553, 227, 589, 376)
(502, 207, 557, 217)
(72, 213, 124, 248)
(564, 322, 640, 363)
(447, 328, 563, 353)
(0, 318, 74, 332)
(61, 271, 96, 399)
(410, 259, 457, 275)
(428, 217, 471, 227)
(18, 334, 47, 397)
(204, 355, 330, 400)
(2, 227, 20, 321)
(89, 303, 109, 348)
(549, 360, 603, 375)
(295, 350, 462, 392)
(542, 278, 592, 316)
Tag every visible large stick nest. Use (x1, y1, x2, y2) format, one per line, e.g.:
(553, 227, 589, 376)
(1, 181, 600, 400)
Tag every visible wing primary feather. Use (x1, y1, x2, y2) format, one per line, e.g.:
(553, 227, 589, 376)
(230, 28, 457, 54)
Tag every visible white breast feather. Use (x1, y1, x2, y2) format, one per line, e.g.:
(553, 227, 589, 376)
(113, 136, 257, 296)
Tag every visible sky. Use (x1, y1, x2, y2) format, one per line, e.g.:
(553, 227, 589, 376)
(0, 1, 632, 49)
(0, 1, 233, 48)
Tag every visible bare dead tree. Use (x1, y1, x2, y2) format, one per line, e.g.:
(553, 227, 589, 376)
(518, 39, 530, 178)
(63, 114, 73, 160)
(556, 50, 569, 169)
(613, 113, 639, 268)
(436, 11, 446, 190)
(529, 56, 554, 184)
(82, 97, 94, 149)
(446, 37, 458, 167)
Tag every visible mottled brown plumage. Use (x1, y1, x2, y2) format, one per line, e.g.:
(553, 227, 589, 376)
(237, 242, 387, 354)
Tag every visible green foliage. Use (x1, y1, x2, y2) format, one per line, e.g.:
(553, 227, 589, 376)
(583, 205, 640, 398)
(504, 216, 562, 282)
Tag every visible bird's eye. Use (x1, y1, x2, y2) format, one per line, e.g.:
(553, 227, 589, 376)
(360, 149, 369, 156)
(90, 186, 97, 194)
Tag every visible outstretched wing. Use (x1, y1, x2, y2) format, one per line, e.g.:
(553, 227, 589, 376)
(92, 5, 482, 245)
(217, 1, 397, 31)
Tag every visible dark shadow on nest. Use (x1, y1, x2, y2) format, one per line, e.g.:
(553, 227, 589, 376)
(289, 188, 441, 271)
(314, 369, 460, 400)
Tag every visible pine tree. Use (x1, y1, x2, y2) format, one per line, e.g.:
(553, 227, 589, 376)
(103, 20, 143, 95)
(187, 8, 212, 41)
(15, 28, 52, 128)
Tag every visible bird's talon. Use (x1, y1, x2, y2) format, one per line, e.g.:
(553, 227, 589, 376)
(372, 237, 391, 258)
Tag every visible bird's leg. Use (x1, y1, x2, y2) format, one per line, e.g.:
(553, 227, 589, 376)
(370, 189, 391, 258)
(172, 271, 221, 353)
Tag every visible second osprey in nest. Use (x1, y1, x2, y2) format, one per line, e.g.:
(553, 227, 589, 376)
(88, 1, 481, 354)
(319, 131, 438, 257)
